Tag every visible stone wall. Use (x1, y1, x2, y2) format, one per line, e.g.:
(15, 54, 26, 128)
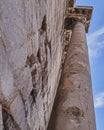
(0, 0, 65, 129)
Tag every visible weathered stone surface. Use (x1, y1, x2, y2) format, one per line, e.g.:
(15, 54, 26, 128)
(10, 93, 29, 130)
(0, 41, 17, 108)
(48, 22, 96, 130)
(0, 0, 65, 129)
(0, 105, 3, 130)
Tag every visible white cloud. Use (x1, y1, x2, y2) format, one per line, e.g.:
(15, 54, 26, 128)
(94, 92, 104, 108)
(87, 26, 104, 58)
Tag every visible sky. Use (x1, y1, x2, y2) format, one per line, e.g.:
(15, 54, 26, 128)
(76, 0, 104, 130)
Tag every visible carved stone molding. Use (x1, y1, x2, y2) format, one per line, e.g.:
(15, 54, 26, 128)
(65, 6, 93, 32)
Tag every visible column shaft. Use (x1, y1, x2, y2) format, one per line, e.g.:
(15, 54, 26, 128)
(48, 22, 96, 130)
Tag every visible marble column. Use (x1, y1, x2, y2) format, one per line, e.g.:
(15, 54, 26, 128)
(48, 21, 96, 130)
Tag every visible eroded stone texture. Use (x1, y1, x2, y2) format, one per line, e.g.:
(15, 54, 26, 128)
(48, 22, 96, 130)
(0, 105, 3, 130)
(0, 0, 65, 129)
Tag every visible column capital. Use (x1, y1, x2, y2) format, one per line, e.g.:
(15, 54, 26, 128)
(64, 6, 93, 33)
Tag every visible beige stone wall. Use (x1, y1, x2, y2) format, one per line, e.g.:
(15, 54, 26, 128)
(0, 0, 65, 129)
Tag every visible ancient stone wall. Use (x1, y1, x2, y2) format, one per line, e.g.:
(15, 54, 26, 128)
(0, 0, 65, 129)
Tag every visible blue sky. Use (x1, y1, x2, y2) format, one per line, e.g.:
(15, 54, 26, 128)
(76, 0, 104, 130)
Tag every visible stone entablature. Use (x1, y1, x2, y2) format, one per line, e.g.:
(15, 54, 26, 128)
(65, 6, 93, 32)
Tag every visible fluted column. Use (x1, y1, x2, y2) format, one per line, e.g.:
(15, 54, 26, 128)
(48, 21, 96, 130)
